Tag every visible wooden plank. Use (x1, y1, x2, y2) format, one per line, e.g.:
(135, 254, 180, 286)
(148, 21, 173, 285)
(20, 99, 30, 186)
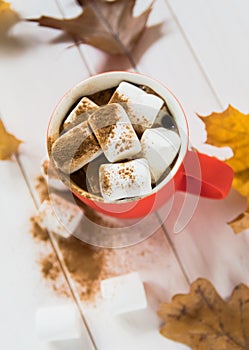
(142, 0, 249, 295)
(0, 160, 94, 349)
(165, 0, 249, 112)
(0, 9, 89, 196)
(0, 1, 96, 349)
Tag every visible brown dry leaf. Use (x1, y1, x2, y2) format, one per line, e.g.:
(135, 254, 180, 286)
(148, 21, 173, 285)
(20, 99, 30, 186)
(27, 0, 153, 54)
(0, 1, 20, 36)
(0, 119, 22, 159)
(158, 278, 249, 350)
(198, 105, 249, 233)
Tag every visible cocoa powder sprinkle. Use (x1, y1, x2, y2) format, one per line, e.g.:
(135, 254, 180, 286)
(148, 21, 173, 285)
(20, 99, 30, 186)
(89, 105, 120, 146)
(52, 121, 101, 173)
(41, 253, 60, 280)
(35, 176, 49, 202)
(30, 216, 48, 242)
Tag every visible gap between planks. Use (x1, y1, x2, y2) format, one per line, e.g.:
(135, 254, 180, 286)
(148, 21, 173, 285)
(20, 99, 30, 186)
(164, 0, 223, 109)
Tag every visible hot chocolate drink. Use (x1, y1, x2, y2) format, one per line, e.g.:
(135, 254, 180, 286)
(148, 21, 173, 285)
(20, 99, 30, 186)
(51, 81, 181, 202)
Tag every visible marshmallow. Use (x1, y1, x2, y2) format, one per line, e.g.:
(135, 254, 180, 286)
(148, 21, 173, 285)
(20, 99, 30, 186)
(99, 158, 152, 202)
(63, 97, 98, 131)
(36, 193, 83, 238)
(109, 82, 164, 133)
(83, 153, 108, 195)
(101, 272, 147, 315)
(40, 158, 68, 191)
(88, 103, 141, 162)
(141, 127, 181, 183)
(52, 121, 103, 174)
(35, 304, 82, 341)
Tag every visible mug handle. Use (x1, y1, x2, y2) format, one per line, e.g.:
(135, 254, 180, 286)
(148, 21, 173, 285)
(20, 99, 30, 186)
(177, 150, 234, 199)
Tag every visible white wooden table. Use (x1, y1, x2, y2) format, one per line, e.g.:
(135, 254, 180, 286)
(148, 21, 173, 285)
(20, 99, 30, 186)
(1, 0, 249, 349)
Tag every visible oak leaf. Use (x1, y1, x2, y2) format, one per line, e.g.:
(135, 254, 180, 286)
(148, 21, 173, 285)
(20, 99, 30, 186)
(0, 119, 22, 159)
(0, 1, 19, 36)
(28, 0, 153, 54)
(198, 105, 249, 233)
(158, 278, 249, 350)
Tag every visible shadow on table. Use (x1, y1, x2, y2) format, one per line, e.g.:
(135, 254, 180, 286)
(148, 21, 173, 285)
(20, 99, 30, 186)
(49, 336, 87, 350)
(92, 22, 165, 74)
(0, 35, 38, 56)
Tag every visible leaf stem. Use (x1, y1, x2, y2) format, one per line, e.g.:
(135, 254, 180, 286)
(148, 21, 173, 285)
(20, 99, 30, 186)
(196, 286, 246, 349)
(87, 0, 137, 70)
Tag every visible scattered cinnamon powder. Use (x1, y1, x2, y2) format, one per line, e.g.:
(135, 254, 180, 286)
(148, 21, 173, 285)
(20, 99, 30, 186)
(30, 216, 48, 242)
(99, 168, 111, 193)
(30, 206, 113, 301)
(41, 159, 49, 176)
(118, 164, 135, 182)
(35, 176, 49, 202)
(75, 98, 97, 116)
(58, 236, 109, 301)
(39, 253, 70, 297)
(40, 253, 60, 280)
(30, 190, 164, 303)
(87, 87, 116, 106)
(109, 92, 129, 105)
(47, 135, 56, 154)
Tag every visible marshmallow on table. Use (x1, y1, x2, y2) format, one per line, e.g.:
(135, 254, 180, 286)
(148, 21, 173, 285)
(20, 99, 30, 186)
(41, 158, 68, 191)
(35, 304, 82, 341)
(83, 153, 108, 195)
(101, 272, 147, 316)
(52, 120, 103, 174)
(141, 127, 181, 183)
(36, 193, 83, 238)
(88, 103, 141, 162)
(109, 82, 164, 133)
(99, 158, 152, 201)
(63, 97, 98, 131)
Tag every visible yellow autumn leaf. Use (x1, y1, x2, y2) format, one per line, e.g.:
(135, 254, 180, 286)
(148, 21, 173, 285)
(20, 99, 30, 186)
(198, 105, 249, 233)
(0, 119, 23, 159)
(0, 1, 20, 36)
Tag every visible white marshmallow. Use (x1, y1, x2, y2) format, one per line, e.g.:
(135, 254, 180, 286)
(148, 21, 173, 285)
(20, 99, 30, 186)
(40, 157, 68, 191)
(63, 97, 98, 130)
(99, 158, 152, 202)
(83, 153, 108, 194)
(109, 82, 164, 133)
(141, 127, 181, 183)
(36, 193, 83, 238)
(101, 272, 147, 315)
(35, 304, 82, 341)
(88, 103, 141, 162)
(52, 121, 103, 174)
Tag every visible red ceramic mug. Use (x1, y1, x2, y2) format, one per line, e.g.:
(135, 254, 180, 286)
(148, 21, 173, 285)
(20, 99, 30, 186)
(47, 71, 233, 219)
